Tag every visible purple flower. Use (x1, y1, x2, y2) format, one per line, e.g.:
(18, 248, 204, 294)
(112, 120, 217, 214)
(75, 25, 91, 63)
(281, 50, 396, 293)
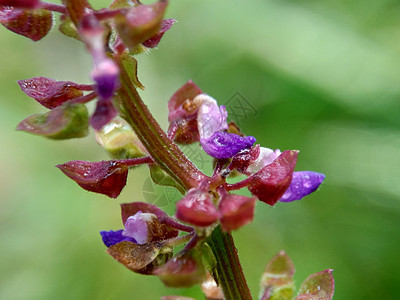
(279, 171, 325, 203)
(201, 131, 256, 159)
(91, 58, 120, 100)
(123, 211, 156, 245)
(100, 230, 136, 247)
(196, 94, 256, 158)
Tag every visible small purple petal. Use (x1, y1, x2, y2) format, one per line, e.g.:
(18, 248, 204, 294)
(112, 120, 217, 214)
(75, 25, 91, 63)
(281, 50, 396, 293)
(279, 171, 325, 203)
(200, 131, 256, 159)
(100, 230, 136, 247)
(91, 58, 120, 100)
(90, 98, 118, 131)
(123, 211, 151, 245)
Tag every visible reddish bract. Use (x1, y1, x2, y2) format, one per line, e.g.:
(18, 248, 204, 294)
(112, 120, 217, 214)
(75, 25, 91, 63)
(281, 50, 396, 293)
(247, 150, 298, 206)
(219, 194, 256, 231)
(0, 7, 52, 41)
(56, 160, 128, 198)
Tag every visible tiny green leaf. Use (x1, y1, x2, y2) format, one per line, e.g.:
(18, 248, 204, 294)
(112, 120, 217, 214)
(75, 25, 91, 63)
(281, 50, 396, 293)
(149, 164, 185, 194)
(58, 16, 81, 41)
(120, 52, 145, 90)
(17, 102, 89, 139)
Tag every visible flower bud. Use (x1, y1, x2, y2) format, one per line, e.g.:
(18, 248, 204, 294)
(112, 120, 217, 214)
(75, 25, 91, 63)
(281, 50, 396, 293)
(115, 0, 168, 49)
(17, 102, 89, 139)
(56, 160, 128, 198)
(176, 189, 219, 227)
(95, 117, 147, 159)
(247, 150, 298, 206)
(219, 194, 256, 231)
(0, 6, 52, 41)
(154, 251, 206, 288)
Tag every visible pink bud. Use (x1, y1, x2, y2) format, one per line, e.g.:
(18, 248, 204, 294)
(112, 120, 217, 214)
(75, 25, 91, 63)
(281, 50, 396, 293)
(56, 160, 128, 198)
(176, 189, 219, 227)
(219, 194, 256, 231)
(154, 252, 206, 288)
(115, 0, 168, 49)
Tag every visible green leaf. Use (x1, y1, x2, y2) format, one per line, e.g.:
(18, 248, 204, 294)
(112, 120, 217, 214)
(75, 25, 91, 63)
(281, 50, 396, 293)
(120, 52, 145, 90)
(58, 16, 81, 41)
(149, 164, 185, 194)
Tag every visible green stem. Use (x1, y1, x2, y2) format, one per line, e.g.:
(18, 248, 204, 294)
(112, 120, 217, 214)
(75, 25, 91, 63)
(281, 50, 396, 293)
(116, 58, 206, 190)
(116, 57, 251, 300)
(207, 226, 253, 300)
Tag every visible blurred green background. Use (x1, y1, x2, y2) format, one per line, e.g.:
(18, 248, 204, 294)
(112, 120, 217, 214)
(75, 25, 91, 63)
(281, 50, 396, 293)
(1, 0, 400, 299)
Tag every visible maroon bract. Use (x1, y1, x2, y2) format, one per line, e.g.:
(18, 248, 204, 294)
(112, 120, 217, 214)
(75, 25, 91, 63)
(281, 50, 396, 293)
(229, 145, 261, 175)
(168, 80, 203, 123)
(247, 150, 298, 206)
(142, 18, 176, 48)
(0, 7, 52, 41)
(176, 189, 219, 227)
(0, 0, 39, 8)
(17, 77, 88, 109)
(219, 194, 256, 231)
(56, 160, 128, 198)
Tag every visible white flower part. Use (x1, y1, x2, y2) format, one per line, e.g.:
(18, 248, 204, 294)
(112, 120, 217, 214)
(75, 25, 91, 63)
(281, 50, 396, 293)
(123, 212, 156, 244)
(195, 94, 228, 139)
(246, 148, 282, 174)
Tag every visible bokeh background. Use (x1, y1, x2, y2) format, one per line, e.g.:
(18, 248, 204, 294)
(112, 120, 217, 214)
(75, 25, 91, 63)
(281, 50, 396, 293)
(1, 0, 400, 299)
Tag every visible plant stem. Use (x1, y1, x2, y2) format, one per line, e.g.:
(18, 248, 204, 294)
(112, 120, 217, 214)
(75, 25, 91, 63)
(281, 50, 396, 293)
(116, 57, 207, 191)
(207, 226, 253, 300)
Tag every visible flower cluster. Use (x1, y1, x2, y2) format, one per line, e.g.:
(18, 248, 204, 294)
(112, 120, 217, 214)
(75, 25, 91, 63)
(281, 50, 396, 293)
(1, 0, 333, 298)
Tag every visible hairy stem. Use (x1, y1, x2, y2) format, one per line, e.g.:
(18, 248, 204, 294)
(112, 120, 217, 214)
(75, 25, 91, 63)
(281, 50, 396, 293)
(207, 226, 253, 300)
